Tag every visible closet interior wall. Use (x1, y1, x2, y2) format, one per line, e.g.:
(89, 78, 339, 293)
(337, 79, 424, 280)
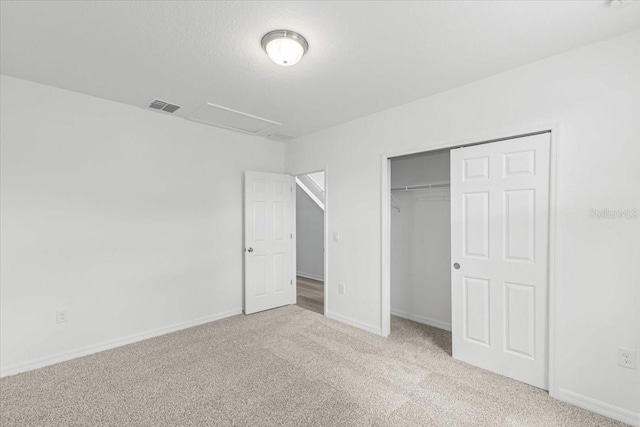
(390, 150, 452, 331)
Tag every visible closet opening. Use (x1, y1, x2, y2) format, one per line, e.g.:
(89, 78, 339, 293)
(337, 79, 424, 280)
(389, 149, 452, 350)
(383, 129, 556, 390)
(295, 171, 326, 315)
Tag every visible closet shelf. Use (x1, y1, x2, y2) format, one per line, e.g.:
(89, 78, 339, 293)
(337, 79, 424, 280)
(391, 182, 450, 192)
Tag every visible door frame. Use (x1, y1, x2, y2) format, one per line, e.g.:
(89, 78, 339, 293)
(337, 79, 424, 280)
(380, 123, 560, 395)
(291, 166, 329, 316)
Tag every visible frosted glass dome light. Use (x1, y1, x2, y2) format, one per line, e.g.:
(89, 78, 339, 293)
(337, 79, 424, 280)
(261, 30, 309, 67)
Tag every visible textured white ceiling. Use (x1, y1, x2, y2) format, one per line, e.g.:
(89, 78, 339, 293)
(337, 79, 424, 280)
(1, 1, 639, 139)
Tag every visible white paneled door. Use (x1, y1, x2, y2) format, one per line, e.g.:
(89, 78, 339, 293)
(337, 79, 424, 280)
(450, 133, 550, 389)
(244, 171, 295, 314)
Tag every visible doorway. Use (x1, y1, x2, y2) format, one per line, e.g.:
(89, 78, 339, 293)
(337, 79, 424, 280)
(383, 130, 555, 390)
(295, 171, 326, 315)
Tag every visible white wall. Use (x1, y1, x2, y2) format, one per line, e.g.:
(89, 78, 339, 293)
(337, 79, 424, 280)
(390, 152, 451, 330)
(390, 151, 450, 188)
(0, 75, 285, 375)
(296, 184, 324, 280)
(286, 30, 640, 423)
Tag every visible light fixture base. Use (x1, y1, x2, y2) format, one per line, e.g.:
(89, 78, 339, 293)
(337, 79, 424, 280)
(261, 30, 309, 66)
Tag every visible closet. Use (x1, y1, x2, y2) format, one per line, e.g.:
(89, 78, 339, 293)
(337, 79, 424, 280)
(390, 149, 452, 332)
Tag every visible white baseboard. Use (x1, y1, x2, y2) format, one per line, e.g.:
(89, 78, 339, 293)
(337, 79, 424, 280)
(554, 388, 639, 426)
(0, 308, 242, 378)
(325, 310, 382, 336)
(296, 272, 324, 282)
(391, 309, 452, 332)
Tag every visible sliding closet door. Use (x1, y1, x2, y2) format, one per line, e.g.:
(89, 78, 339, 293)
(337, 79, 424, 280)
(450, 133, 550, 389)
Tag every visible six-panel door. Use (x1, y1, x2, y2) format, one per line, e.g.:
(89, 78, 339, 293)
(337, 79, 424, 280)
(244, 171, 295, 314)
(451, 133, 550, 389)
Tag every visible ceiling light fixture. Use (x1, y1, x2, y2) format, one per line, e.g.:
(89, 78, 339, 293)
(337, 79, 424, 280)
(261, 30, 309, 67)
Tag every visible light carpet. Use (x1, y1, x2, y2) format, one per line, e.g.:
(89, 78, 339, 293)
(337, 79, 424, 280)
(0, 305, 625, 426)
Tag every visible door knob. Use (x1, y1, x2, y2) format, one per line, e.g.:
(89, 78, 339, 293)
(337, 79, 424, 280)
(247, 247, 254, 253)
(453, 263, 460, 270)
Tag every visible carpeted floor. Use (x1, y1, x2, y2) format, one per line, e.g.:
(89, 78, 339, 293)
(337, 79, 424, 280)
(0, 305, 624, 426)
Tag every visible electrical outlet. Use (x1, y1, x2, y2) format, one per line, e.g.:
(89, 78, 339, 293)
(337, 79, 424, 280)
(56, 310, 68, 324)
(339, 283, 345, 294)
(618, 348, 636, 369)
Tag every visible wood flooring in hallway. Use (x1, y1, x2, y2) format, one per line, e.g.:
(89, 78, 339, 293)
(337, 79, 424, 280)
(296, 275, 324, 315)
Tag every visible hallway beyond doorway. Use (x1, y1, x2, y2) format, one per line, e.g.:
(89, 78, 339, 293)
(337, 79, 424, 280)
(296, 276, 324, 315)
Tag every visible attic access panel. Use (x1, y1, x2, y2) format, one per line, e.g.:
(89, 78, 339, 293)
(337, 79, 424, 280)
(187, 103, 280, 135)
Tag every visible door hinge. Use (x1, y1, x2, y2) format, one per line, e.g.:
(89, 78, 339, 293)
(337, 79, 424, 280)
(290, 279, 293, 285)
(290, 233, 293, 239)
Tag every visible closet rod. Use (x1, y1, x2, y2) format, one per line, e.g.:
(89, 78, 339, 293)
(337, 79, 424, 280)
(390, 182, 450, 192)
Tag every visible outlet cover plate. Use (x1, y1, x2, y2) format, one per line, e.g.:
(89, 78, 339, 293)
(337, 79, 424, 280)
(618, 348, 637, 369)
(56, 310, 68, 323)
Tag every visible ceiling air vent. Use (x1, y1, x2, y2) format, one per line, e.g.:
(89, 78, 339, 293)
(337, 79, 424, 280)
(186, 103, 280, 135)
(266, 132, 294, 142)
(148, 99, 181, 113)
